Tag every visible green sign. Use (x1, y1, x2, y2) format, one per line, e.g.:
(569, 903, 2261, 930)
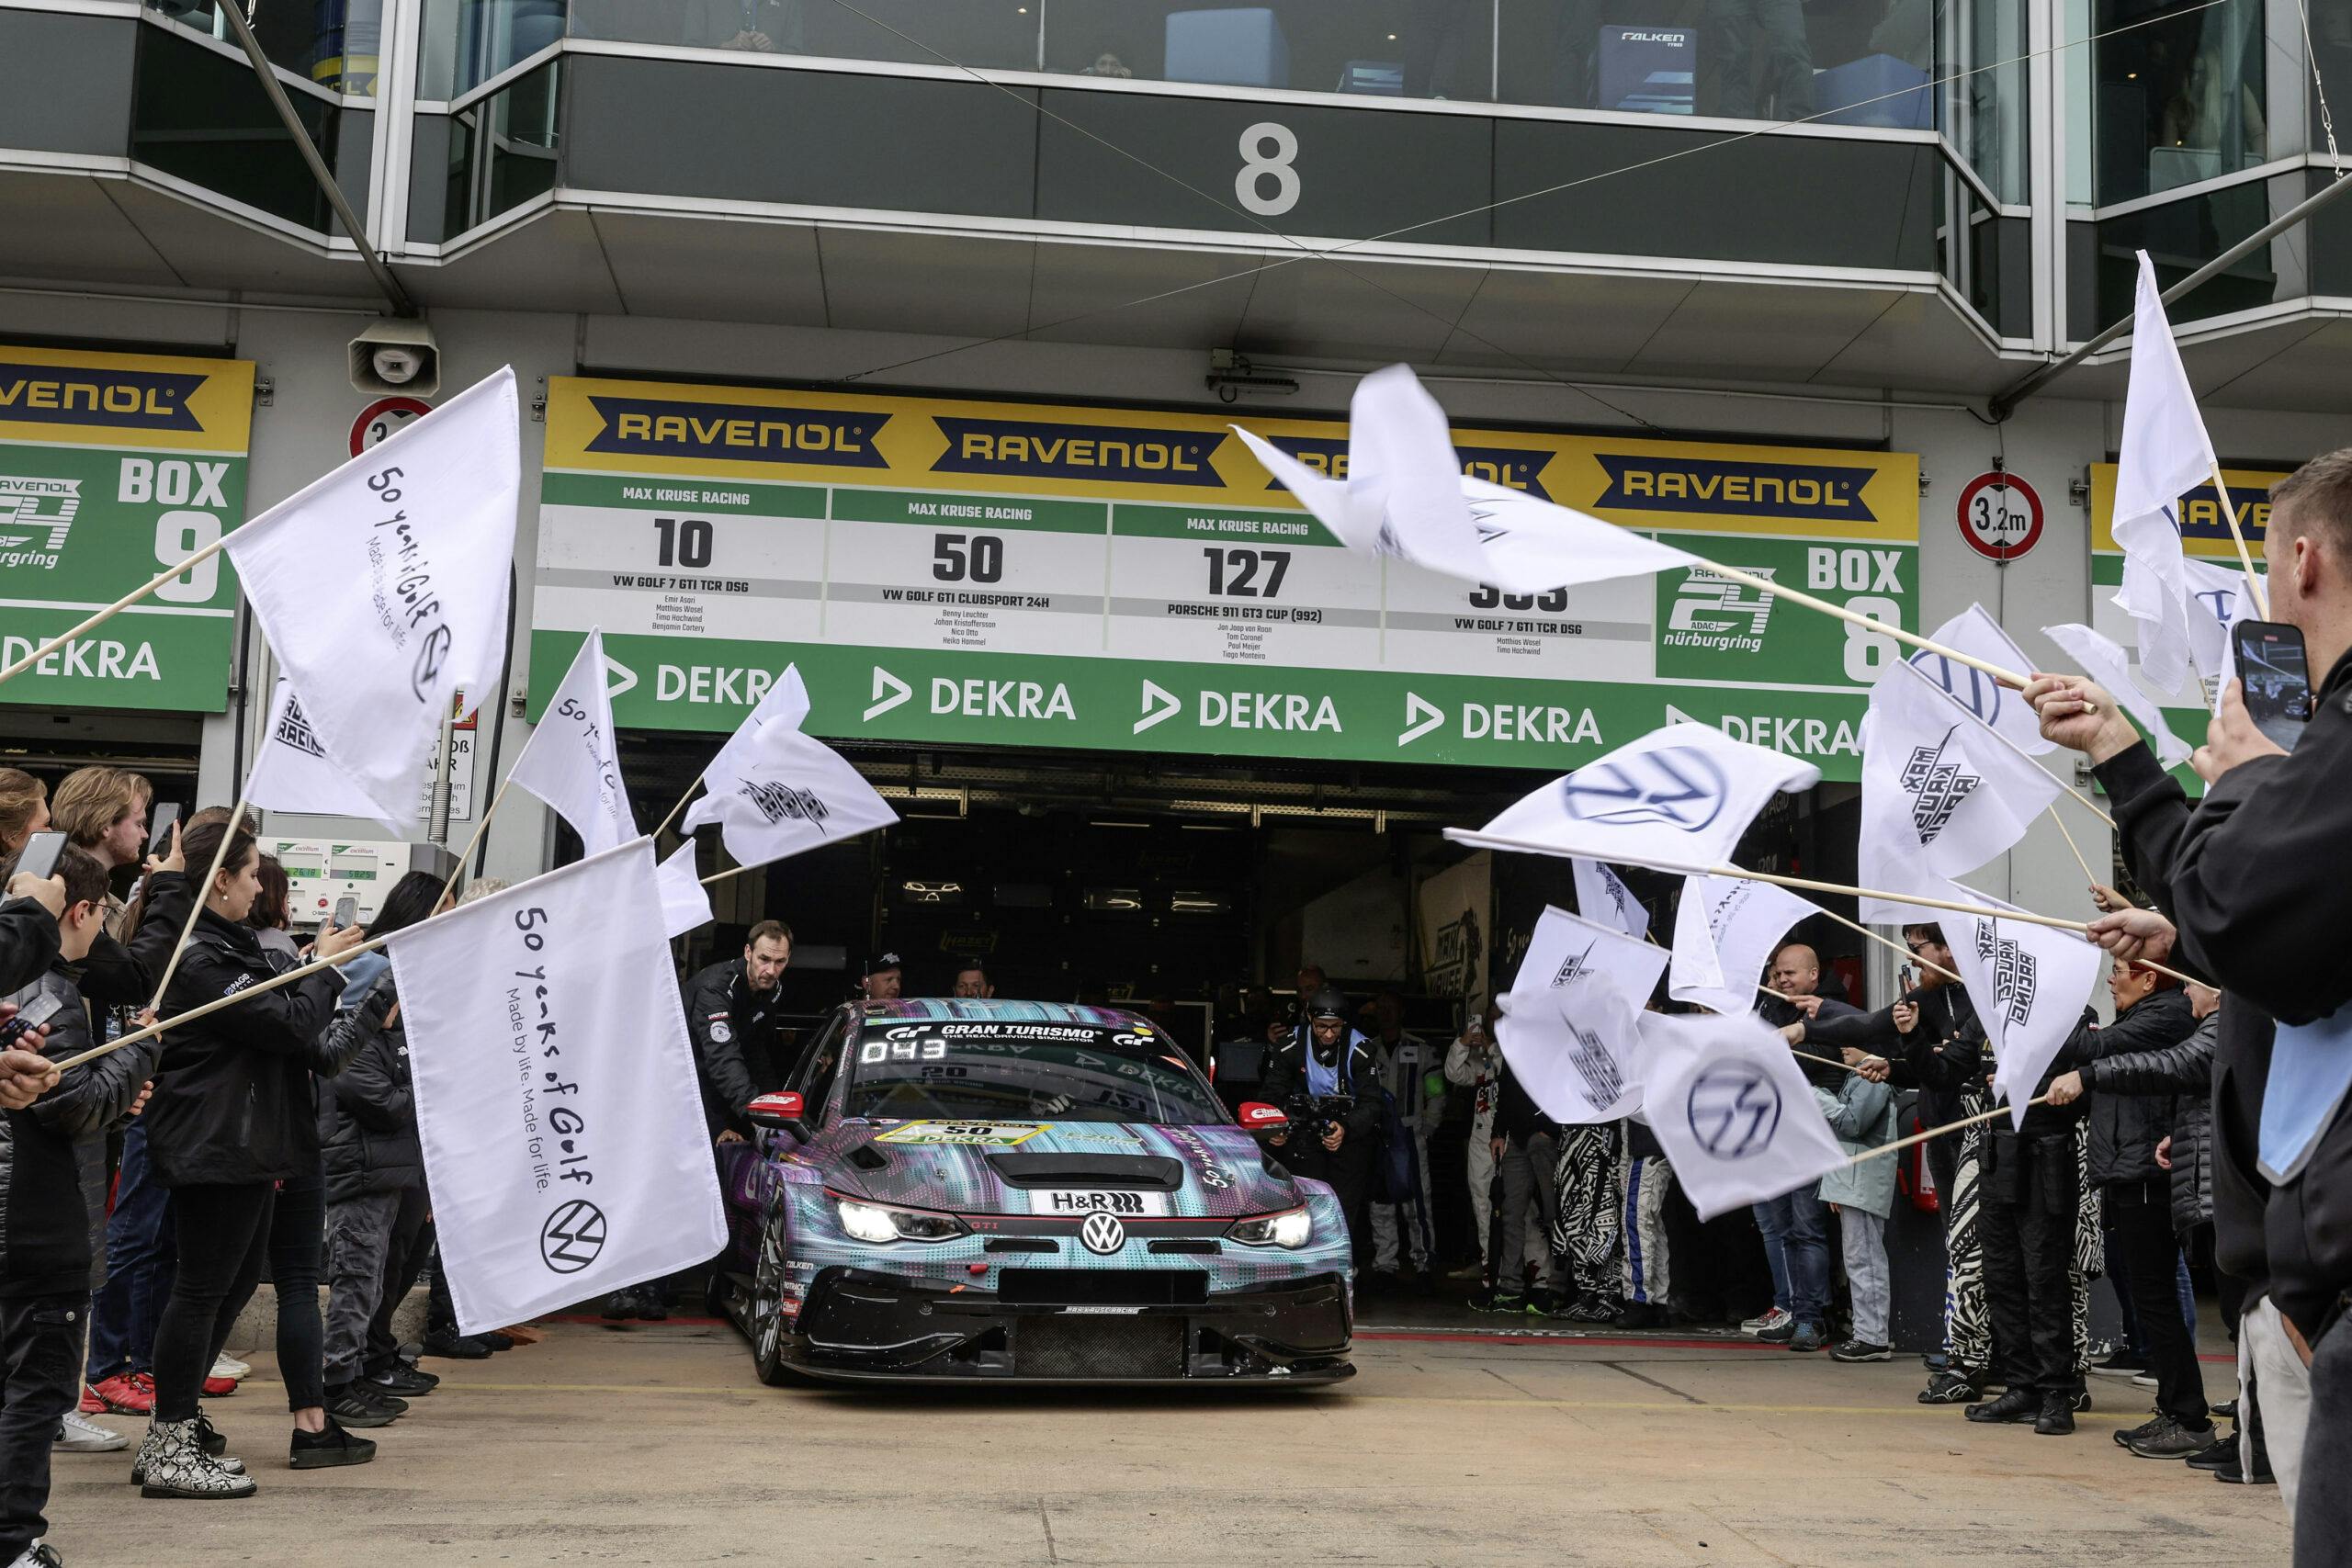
(0, 344, 254, 712)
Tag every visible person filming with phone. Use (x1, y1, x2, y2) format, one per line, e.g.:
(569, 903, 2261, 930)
(2027, 449, 2352, 1547)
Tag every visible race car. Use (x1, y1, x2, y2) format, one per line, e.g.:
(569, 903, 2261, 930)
(709, 998, 1356, 1385)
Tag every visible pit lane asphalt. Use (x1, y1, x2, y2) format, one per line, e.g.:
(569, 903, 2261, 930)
(46, 1317, 2289, 1566)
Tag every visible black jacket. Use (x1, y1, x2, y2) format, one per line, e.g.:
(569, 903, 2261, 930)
(2095, 739, 2279, 1312)
(2158, 646, 2352, 1338)
(143, 889, 355, 1188)
(684, 959, 789, 1137)
(71, 875, 193, 1017)
(2083, 987, 2195, 1188)
(1806, 986, 1984, 1125)
(317, 984, 422, 1202)
(2086, 1009, 2218, 1235)
(1, 962, 163, 1294)
(0, 895, 60, 998)
(1764, 993, 1861, 1088)
(1259, 1029, 1386, 1145)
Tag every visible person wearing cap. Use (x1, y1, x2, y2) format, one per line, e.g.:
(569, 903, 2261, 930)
(1256, 987, 1384, 1250)
(859, 953, 903, 1001)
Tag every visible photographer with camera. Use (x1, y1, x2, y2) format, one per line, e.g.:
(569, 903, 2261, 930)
(1256, 988, 1383, 1253)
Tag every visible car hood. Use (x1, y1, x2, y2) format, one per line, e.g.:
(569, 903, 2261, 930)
(817, 1120, 1298, 1219)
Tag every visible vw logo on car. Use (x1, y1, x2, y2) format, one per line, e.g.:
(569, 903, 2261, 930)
(1078, 1212, 1127, 1255)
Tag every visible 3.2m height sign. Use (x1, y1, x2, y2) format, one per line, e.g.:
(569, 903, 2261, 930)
(0, 344, 254, 712)
(528, 378, 1918, 779)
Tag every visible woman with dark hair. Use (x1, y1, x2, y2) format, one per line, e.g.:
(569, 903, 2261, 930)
(318, 871, 449, 1428)
(247, 854, 297, 964)
(132, 816, 369, 1497)
(0, 767, 47, 857)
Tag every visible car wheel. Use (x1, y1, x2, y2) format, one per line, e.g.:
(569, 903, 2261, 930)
(751, 1208, 793, 1386)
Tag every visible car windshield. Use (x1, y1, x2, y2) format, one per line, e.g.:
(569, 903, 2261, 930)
(843, 1021, 1226, 1125)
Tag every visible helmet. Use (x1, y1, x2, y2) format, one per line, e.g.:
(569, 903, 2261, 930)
(1306, 987, 1350, 1022)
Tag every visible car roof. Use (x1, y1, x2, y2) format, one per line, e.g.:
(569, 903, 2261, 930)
(854, 998, 1150, 1030)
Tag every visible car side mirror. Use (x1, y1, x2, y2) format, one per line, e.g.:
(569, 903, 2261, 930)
(747, 1090, 808, 1136)
(1238, 1100, 1287, 1131)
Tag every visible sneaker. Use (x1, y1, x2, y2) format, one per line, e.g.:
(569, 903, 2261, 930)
(323, 1384, 402, 1430)
(1829, 1340, 1893, 1363)
(8, 1543, 64, 1567)
(1918, 1369, 1986, 1404)
(55, 1411, 129, 1452)
(137, 1417, 257, 1499)
(480, 1331, 516, 1351)
(1561, 1293, 1620, 1324)
(1741, 1306, 1792, 1337)
(2187, 1434, 2238, 1472)
(2114, 1414, 2167, 1449)
(418, 1331, 493, 1360)
(1483, 1292, 1530, 1314)
(288, 1419, 378, 1471)
(1615, 1301, 1669, 1331)
(2211, 1398, 2238, 1422)
(209, 1354, 249, 1382)
(2215, 1443, 2276, 1485)
(1787, 1323, 1826, 1353)
(2071, 1390, 2094, 1412)
(2090, 1350, 2148, 1378)
(365, 1363, 437, 1396)
(2034, 1393, 2076, 1436)
(634, 1292, 669, 1322)
(2127, 1416, 2217, 1460)
(199, 1375, 237, 1399)
(1965, 1388, 2041, 1425)
(91, 1374, 153, 1416)
(1756, 1317, 1798, 1345)
(79, 1385, 108, 1416)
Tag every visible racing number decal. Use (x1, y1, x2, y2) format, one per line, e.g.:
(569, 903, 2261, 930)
(860, 1039, 947, 1064)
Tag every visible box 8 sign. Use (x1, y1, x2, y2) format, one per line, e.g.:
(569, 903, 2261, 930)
(527, 378, 1917, 780)
(0, 344, 254, 712)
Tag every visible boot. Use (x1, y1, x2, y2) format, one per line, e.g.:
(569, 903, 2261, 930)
(137, 1417, 258, 1498)
(130, 1413, 245, 1486)
(2034, 1393, 2077, 1436)
(1965, 1387, 2040, 1425)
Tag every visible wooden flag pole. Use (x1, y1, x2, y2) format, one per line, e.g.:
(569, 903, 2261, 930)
(0, 535, 239, 689)
(1802, 902, 1964, 986)
(144, 785, 254, 1013)
(2044, 806, 2102, 889)
(1845, 1094, 2052, 1167)
(435, 772, 518, 909)
(2209, 467, 2271, 620)
(1693, 561, 2029, 691)
(53, 929, 398, 1074)
(655, 780, 704, 841)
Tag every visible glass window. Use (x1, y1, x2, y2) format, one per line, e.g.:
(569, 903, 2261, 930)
(2314, 4, 2352, 155)
(149, 0, 384, 95)
(131, 25, 348, 229)
(438, 58, 560, 238)
(2092, 0, 2265, 205)
(842, 1026, 1227, 1125)
(422, 0, 569, 99)
(570, 0, 1036, 74)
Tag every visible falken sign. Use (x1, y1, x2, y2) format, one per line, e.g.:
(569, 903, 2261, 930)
(528, 377, 1920, 780)
(0, 344, 254, 713)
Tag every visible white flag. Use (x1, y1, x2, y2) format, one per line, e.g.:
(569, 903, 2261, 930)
(681, 665, 899, 869)
(1634, 1009, 1847, 1220)
(1670, 874, 1819, 1017)
(2109, 252, 2218, 696)
(386, 838, 724, 1332)
(1859, 659, 2061, 908)
(508, 629, 635, 856)
(656, 840, 712, 939)
(1453, 722, 1819, 875)
(2041, 622, 2193, 767)
(1498, 906, 1667, 1122)
(1943, 891, 2104, 1129)
(1232, 367, 1697, 596)
(2181, 557, 2260, 714)
(1907, 604, 2052, 755)
(1572, 859, 1651, 940)
(245, 679, 405, 832)
(225, 368, 520, 829)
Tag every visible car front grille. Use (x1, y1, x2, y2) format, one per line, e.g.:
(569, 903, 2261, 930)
(1012, 1316, 1185, 1380)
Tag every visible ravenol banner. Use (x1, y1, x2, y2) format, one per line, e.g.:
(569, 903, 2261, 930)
(0, 344, 254, 712)
(529, 378, 1920, 780)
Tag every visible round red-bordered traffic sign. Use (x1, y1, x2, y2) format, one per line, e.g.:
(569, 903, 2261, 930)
(350, 395, 433, 457)
(1955, 470, 2043, 562)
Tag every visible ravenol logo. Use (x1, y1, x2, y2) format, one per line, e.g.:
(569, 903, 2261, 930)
(933, 417, 1220, 487)
(584, 396, 890, 468)
(0, 365, 206, 433)
(0, 477, 80, 570)
(1596, 454, 1877, 523)
(1262, 436, 1555, 501)
(1664, 568, 1775, 652)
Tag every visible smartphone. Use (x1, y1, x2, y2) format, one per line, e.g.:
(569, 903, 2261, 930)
(1900, 963, 1918, 995)
(0, 989, 66, 1047)
(332, 896, 358, 931)
(147, 800, 179, 853)
(2233, 620, 2314, 752)
(12, 829, 66, 883)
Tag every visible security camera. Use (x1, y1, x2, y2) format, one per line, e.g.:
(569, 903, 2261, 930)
(348, 317, 441, 398)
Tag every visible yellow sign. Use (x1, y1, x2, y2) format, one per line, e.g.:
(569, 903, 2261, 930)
(0, 343, 254, 456)
(872, 1122, 1049, 1147)
(2088, 463, 2290, 558)
(545, 376, 1918, 542)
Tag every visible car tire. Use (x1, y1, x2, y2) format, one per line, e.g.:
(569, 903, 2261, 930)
(751, 1209, 794, 1387)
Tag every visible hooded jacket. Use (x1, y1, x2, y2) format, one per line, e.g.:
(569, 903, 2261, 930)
(142, 885, 356, 1188)
(316, 983, 422, 1201)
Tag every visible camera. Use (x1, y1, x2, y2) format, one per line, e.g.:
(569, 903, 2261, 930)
(348, 317, 442, 398)
(1281, 1090, 1355, 1141)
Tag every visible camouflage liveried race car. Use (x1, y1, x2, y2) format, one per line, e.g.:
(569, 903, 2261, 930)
(710, 998, 1356, 1385)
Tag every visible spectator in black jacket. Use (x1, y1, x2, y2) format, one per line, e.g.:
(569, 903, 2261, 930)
(134, 817, 369, 1501)
(0, 870, 67, 1108)
(2, 846, 163, 1568)
(684, 921, 793, 1143)
(2055, 969, 2209, 1456)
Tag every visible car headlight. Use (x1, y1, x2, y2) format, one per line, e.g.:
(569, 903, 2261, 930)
(834, 1195, 968, 1244)
(1227, 1207, 1312, 1248)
